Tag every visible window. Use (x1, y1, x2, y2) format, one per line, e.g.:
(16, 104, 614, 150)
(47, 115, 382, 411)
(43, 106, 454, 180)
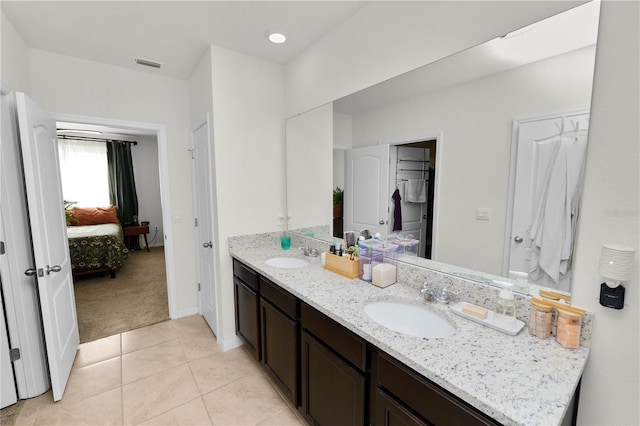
(58, 139, 110, 207)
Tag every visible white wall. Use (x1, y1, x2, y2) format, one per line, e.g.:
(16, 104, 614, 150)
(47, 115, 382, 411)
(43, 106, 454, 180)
(27, 49, 197, 314)
(349, 46, 595, 275)
(286, 103, 333, 230)
(131, 135, 163, 247)
(285, 1, 584, 116)
(571, 1, 639, 424)
(209, 45, 285, 347)
(0, 11, 31, 93)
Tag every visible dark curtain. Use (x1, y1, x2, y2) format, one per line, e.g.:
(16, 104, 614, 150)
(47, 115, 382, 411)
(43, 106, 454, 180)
(107, 142, 139, 227)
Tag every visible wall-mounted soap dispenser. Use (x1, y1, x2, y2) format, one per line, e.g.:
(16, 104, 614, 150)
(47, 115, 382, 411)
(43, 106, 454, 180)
(598, 243, 636, 310)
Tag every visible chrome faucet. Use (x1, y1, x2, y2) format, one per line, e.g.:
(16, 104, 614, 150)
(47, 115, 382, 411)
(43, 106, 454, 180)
(420, 283, 457, 304)
(299, 244, 319, 257)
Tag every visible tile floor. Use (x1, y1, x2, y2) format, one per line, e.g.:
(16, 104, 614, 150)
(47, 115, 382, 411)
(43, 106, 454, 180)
(8, 315, 304, 425)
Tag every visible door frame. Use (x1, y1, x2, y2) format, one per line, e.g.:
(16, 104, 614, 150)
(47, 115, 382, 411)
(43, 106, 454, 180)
(382, 133, 442, 259)
(190, 114, 221, 336)
(53, 112, 178, 318)
(502, 106, 590, 277)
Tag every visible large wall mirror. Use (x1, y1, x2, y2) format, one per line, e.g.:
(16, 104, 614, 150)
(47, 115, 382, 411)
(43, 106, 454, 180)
(286, 2, 601, 296)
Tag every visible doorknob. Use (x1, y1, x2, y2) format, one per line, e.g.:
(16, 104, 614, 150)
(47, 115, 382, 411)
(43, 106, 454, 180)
(378, 220, 385, 225)
(45, 265, 62, 275)
(203, 241, 212, 248)
(25, 268, 37, 276)
(514, 236, 524, 243)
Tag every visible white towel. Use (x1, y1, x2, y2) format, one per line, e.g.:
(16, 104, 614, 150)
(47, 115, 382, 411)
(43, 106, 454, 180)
(405, 179, 427, 203)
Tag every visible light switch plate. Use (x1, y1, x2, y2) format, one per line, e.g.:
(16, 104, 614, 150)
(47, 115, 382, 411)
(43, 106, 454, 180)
(476, 208, 490, 221)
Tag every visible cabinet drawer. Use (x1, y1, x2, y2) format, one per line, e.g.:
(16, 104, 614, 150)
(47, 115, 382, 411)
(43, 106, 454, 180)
(260, 276, 299, 319)
(301, 303, 367, 372)
(377, 352, 500, 426)
(233, 258, 259, 291)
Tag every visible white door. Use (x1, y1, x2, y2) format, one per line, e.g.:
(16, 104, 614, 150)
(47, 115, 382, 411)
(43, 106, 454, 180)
(16, 93, 79, 402)
(507, 111, 589, 291)
(191, 120, 218, 336)
(344, 145, 390, 237)
(0, 291, 18, 408)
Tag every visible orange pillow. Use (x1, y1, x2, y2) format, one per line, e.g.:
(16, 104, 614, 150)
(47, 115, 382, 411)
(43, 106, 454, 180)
(69, 206, 119, 226)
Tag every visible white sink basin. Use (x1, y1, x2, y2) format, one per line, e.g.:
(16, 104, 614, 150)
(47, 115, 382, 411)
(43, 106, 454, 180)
(364, 301, 456, 338)
(265, 257, 309, 269)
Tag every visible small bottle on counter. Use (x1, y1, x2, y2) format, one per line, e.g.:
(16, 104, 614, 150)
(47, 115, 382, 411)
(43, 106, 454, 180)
(555, 307, 583, 349)
(494, 281, 516, 328)
(529, 299, 553, 339)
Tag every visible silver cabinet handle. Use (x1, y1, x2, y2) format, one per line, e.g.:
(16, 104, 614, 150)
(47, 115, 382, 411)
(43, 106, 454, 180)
(203, 242, 212, 248)
(45, 265, 62, 275)
(514, 236, 523, 243)
(25, 268, 37, 276)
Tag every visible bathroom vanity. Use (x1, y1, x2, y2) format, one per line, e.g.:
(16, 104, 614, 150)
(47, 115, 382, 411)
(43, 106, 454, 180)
(230, 234, 589, 426)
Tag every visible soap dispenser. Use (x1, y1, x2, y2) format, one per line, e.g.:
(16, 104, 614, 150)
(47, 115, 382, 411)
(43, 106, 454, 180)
(494, 281, 516, 328)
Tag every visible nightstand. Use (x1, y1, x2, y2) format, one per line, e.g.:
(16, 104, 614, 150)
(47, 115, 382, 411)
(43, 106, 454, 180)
(124, 225, 150, 252)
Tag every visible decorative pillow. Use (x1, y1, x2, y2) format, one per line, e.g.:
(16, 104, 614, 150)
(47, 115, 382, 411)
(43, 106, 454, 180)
(69, 206, 119, 226)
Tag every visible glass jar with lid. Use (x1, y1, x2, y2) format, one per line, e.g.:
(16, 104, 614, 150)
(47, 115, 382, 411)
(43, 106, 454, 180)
(529, 299, 553, 339)
(555, 307, 584, 349)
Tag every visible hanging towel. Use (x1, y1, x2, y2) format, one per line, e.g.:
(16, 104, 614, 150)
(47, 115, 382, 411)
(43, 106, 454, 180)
(392, 188, 402, 231)
(405, 179, 427, 203)
(528, 133, 587, 286)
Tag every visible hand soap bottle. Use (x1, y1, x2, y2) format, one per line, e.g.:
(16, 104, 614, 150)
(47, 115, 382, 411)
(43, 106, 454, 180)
(494, 281, 516, 328)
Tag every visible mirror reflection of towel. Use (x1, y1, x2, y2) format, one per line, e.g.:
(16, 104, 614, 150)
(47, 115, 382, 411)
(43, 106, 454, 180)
(405, 179, 427, 203)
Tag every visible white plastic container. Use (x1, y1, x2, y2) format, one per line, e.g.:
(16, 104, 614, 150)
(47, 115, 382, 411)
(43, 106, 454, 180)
(493, 281, 516, 328)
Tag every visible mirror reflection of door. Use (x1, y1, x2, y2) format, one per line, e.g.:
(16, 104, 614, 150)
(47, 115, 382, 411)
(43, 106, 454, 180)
(507, 110, 589, 292)
(344, 139, 437, 259)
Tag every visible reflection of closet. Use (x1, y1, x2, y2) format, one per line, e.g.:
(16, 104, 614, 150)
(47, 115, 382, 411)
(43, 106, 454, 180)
(389, 142, 436, 258)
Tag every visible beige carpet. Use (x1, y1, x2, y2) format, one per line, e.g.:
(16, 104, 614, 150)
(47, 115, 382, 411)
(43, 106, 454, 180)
(73, 246, 169, 344)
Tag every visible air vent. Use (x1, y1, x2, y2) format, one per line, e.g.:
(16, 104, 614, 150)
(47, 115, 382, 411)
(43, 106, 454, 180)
(133, 57, 163, 69)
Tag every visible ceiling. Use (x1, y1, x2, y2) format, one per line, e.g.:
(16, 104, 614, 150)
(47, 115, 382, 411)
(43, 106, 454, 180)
(1, 1, 368, 80)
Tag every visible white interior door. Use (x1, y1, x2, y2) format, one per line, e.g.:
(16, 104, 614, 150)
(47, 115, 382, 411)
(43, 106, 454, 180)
(0, 291, 18, 408)
(507, 110, 589, 291)
(16, 93, 79, 402)
(192, 120, 218, 336)
(344, 145, 390, 237)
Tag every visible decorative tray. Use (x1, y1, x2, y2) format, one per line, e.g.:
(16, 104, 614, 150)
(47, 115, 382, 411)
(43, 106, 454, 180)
(450, 302, 525, 336)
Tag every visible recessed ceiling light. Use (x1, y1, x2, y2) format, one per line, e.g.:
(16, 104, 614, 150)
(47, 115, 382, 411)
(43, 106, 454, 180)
(268, 32, 287, 44)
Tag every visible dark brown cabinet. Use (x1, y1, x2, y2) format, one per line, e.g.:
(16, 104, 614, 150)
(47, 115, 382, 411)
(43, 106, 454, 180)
(375, 388, 428, 426)
(233, 259, 260, 360)
(231, 257, 502, 426)
(374, 350, 500, 426)
(301, 303, 367, 426)
(260, 276, 300, 406)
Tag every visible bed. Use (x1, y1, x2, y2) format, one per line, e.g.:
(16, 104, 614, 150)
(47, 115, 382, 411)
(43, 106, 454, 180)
(66, 207, 129, 278)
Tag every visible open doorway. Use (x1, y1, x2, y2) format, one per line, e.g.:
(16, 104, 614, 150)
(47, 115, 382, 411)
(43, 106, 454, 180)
(55, 119, 173, 343)
(389, 139, 437, 259)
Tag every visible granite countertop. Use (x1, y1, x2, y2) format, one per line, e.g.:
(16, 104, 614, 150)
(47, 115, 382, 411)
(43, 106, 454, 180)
(229, 244, 589, 426)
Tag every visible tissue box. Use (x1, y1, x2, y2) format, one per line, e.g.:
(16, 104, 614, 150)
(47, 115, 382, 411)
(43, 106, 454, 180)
(372, 263, 397, 288)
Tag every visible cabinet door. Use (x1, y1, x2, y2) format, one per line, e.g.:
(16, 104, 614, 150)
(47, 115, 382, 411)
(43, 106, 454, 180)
(234, 277, 260, 360)
(375, 389, 429, 426)
(260, 298, 299, 406)
(301, 330, 365, 426)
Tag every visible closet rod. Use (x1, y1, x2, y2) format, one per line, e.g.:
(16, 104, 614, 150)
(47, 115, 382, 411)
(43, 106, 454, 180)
(57, 134, 138, 146)
(397, 159, 428, 163)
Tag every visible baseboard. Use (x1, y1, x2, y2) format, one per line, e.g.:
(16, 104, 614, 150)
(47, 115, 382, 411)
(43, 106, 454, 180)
(218, 335, 243, 352)
(174, 307, 199, 319)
